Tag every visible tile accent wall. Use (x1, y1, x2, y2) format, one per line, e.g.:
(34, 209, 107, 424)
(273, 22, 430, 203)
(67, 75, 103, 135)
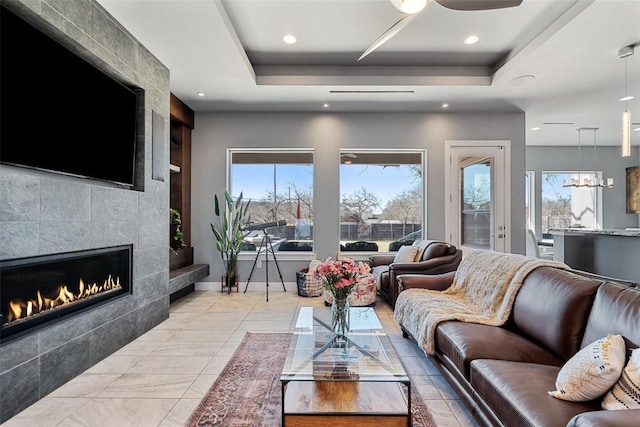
(0, 0, 170, 422)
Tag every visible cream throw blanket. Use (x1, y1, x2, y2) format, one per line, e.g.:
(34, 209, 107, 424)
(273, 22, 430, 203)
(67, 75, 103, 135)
(393, 250, 569, 355)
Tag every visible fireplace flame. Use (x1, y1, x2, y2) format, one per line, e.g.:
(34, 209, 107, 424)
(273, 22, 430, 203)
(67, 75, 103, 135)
(5, 276, 122, 323)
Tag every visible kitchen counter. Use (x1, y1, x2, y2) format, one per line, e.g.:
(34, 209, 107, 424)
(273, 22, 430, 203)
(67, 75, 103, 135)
(550, 229, 639, 283)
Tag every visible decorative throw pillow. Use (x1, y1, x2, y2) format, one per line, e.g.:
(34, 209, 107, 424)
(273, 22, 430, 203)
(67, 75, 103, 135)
(602, 347, 640, 410)
(308, 259, 322, 274)
(548, 334, 626, 402)
(393, 245, 419, 263)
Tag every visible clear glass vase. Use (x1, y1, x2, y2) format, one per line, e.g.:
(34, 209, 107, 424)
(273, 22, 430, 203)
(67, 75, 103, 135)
(331, 296, 350, 336)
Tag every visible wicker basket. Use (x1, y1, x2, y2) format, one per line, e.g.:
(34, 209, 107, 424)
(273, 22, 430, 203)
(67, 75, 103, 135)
(296, 268, 323, 297)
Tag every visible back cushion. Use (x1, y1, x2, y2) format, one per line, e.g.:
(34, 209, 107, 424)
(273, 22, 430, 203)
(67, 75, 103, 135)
(393, 245, 420, 263)
(512, 267, 601, 361)
(421, 243, 451, 262)
(581, 282, 640, 352)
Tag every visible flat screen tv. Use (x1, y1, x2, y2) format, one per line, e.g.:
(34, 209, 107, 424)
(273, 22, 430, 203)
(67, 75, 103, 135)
(0, 6, 141, 187)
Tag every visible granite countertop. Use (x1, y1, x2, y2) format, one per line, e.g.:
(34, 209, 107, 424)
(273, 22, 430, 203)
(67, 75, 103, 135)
(550, 228, 640, 237)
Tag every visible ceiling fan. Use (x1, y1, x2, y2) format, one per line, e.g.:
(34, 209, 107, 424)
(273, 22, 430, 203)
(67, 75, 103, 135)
(358, 0, 523, 61)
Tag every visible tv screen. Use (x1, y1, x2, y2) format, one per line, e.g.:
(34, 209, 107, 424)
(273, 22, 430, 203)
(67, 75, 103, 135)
(0, 6, 140, 187)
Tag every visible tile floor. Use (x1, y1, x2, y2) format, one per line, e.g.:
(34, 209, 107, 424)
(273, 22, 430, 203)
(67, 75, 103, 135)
(2, 289, 479, 427)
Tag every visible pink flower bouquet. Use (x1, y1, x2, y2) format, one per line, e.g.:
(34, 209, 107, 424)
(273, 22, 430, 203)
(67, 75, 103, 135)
(313, 257, 371, 300)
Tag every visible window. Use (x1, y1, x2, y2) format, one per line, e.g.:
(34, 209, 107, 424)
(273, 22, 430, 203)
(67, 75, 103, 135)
(525, 171, 535, 232)
(541, 172, 601, 233)
(460, 158, 491, 249)
(339, 150, 424, 252)
(230, 150, 314, 252)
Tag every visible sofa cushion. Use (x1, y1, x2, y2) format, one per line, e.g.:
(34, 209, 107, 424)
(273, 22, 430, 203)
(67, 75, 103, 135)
(549, 334, 626, 402)
(601, 347, 640, 410)
(581, 283, 640, 352)
(371, 265, 388, 291)
(436, 321, 563, 380)
(420, 242, 450, 262)
(512, 267, 602, 360)
(471, 359, 599, 427)
(393, 245, 419, 263)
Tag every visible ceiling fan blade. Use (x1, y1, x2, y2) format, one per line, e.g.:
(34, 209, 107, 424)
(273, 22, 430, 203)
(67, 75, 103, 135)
(358, 14, 417, 61)
(435, 0, 522, 11)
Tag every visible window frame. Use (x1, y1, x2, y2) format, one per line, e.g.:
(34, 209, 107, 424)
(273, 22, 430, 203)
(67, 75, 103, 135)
(227, 148, 316, 260)
(338, 148, 427, 256)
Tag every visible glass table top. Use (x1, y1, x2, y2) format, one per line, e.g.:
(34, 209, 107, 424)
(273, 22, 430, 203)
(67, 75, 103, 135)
(280, 307, 409, 383)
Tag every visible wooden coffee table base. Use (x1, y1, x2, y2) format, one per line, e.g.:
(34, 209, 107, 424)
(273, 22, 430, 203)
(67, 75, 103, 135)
(283, 381, 411, 426)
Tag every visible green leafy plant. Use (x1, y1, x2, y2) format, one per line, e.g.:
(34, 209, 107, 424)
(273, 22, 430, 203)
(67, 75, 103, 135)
(170, 208, 187, 255)
(210, 189, 251, 281)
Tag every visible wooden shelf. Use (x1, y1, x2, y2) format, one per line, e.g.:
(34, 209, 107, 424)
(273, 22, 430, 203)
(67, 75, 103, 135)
(169, 93, 194, 271)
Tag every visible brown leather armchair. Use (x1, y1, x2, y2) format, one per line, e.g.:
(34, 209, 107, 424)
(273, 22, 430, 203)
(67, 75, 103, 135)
(370, 240, 462, 308)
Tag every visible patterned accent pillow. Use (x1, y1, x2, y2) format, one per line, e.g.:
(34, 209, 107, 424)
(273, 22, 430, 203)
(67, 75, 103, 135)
(602, 347, 640, 410)
(393, 245, 419, 263)
(548, 334, 626, 402)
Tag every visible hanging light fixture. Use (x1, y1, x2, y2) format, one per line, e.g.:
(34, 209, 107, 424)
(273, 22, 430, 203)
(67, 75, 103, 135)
(619, 45, 634, 157)
(562, 128, 613, 188)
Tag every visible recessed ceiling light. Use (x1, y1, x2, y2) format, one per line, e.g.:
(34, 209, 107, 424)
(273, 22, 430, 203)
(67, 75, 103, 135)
(464, 35, 479, 45)
(442, 103, 449, 108)
(323, 103, 329, 108)
(620, 95, 635, 101)
(282, 34, 297, 44)
(530, 127, 540, 131)
(196, 92, 205, 97)
(509, 75, 536, 87)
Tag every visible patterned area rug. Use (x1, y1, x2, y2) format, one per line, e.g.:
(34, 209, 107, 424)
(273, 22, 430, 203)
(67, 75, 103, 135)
(187, 332, 435, 426)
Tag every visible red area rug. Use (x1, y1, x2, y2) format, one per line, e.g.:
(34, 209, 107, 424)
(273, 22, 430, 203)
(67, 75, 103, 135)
(187, 332, 435, 426)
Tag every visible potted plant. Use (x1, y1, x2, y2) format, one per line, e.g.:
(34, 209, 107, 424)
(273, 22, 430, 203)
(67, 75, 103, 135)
(210, 189, 251, 292)
(170, 208, 187, 255)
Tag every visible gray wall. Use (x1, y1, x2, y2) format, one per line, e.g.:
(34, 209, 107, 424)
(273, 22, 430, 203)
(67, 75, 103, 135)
(0, 1, 170, 421)
(526, 145, 640, 233)
(191, 112, 526, 283)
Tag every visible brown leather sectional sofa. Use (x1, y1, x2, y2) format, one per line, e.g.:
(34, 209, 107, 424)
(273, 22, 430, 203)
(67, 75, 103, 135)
(396, 267, 640, 427)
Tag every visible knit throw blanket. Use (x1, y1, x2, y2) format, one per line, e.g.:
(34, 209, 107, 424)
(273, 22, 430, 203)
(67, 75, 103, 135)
(393, 250, 569, 355)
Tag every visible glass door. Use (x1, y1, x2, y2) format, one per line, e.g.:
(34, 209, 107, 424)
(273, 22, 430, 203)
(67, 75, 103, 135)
(446, 143, 509, 253)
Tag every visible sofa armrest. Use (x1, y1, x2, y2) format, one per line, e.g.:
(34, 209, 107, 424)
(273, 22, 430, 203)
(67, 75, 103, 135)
(397, 272, 455, 292)
(389, 255, 458, 275)
(369, 254, 395, 267)
(567, 409, 640, 427)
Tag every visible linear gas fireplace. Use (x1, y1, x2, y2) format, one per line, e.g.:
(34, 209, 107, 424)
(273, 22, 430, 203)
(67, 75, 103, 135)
(0, 245, 132, 342)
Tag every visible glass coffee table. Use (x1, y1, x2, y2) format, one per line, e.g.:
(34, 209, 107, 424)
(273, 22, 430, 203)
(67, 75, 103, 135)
(280, 306, 411, 426)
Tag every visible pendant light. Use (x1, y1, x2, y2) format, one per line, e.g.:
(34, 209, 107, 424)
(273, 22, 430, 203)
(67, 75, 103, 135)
(619, 45, 634, 157)
(562, 128, 613, 188)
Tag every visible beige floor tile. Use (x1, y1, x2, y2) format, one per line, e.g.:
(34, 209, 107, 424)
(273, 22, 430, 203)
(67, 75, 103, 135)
(85, 355, 146, 374)
(127, 356, 212, 375)
(158, 398, 201, 427)
(47, 373, 122, 398)
(447, 399, 480, 427)
(181, 374, 218, 399)
(200, 355, 233, 375)
(1, 398, 89, 427)
(97, 373, 197, 398)
(423, 399, 463, 427)
(57, 398, 178, 427)
(150, 341, 223, 357)
(114, 340, 163, 356)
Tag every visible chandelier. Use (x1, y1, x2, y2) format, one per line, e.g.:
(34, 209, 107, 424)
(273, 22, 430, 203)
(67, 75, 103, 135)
(562, 128, 613, 188)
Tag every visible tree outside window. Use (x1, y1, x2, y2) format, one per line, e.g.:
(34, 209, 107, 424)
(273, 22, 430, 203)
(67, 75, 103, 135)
(230, 150, 314, 252)
(541, 172, 599, 232)
(339, 151, 424, 252)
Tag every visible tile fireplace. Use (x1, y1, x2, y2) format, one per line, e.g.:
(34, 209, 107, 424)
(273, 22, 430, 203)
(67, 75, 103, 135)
(1, 245, 132, 342)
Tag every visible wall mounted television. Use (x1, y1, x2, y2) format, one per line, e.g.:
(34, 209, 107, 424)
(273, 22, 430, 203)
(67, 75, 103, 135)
(0, 6, 142, 187)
